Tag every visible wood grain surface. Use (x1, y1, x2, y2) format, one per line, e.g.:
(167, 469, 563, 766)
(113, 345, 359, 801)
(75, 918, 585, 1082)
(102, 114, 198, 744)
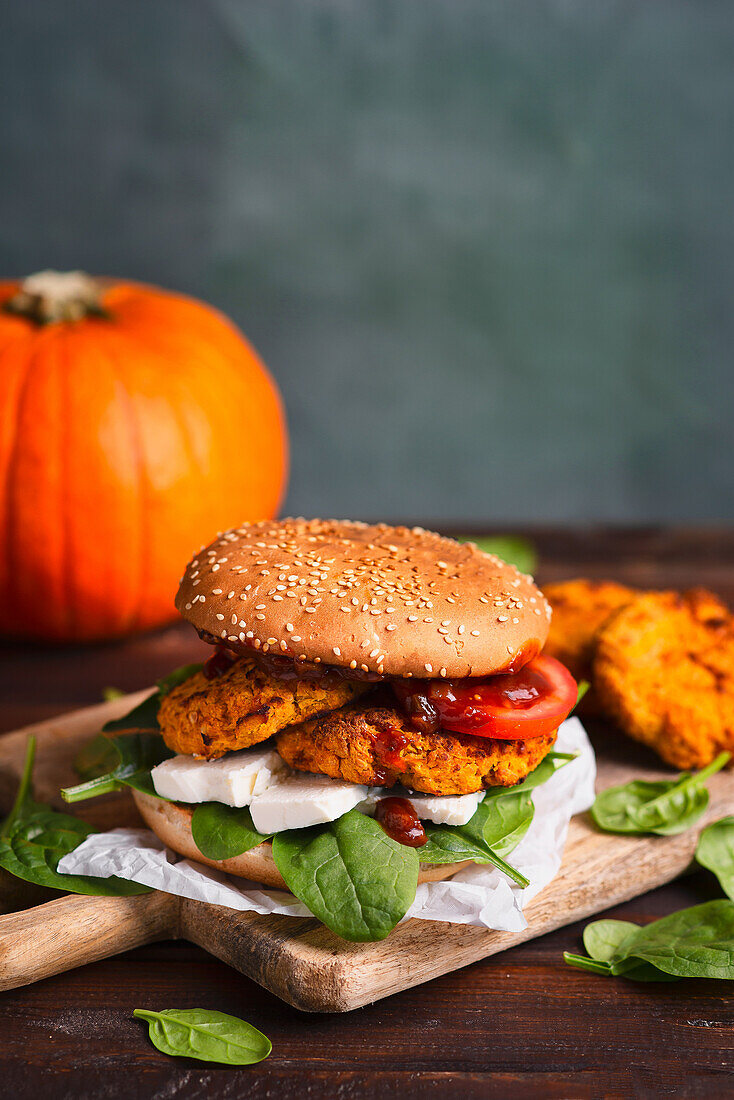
(0, 526, 733, 1099)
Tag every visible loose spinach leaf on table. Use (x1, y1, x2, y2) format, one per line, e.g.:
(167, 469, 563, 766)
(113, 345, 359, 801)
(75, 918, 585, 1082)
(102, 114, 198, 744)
(696, 816, 734, 899)
(455, 535, 537, 575)
(0, 738, 149, 896)
(565, 900, 734, 981)
(191, 804, 273, 861)
(271, 809, 420, 942)
(133, 1008, 271, 1065)
(62, 733, 173, 803)
(577, 918, 677, 982)
(591, 752, 730, 836)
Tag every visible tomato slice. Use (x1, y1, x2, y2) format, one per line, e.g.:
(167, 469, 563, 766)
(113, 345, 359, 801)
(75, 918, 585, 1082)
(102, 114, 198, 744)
(394, 655, 578, 740)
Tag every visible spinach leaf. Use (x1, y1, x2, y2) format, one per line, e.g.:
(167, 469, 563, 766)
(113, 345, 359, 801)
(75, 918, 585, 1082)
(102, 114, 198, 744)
(0, 738, 149, 896)
(100, 662, 202, 734)
(133, 1008, 271, 1065)
(455, 535, 537, 575)
(157, 664, 203, 696)
(583, 918, 640, 963)
(271, 809, 419, 941)
(566, 900, 734, 981)
(591, 752, 730, 836)
(696, 816, 734, 900)
(73, 733, 119, 782)
(102, 692, 161, 733)
(62, 733, 173, 803)
(481, 790, 534, 857)
(488, 750, 576, 798)
(419, 826, 529, 887)
(191, 804, 273, 861)
(418, 751, 575, 886)
(419, 796, 530, 887)
(574, 681, 589, 709)
(611, 899, 734, 980)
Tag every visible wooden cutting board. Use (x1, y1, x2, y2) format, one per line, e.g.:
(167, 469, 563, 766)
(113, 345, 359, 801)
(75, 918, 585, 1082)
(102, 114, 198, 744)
(0, 692, 731, 1013)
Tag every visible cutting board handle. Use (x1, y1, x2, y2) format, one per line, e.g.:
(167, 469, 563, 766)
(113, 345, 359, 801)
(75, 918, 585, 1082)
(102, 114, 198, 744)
(0, 891, 178, 992)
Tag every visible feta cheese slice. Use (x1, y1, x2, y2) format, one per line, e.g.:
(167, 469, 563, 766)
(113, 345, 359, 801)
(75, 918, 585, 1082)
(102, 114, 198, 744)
(400, 789, 485, 826)
(249, 773, 368, 834)
(357, 786, 485, 825)
(151, 748, 287, 807)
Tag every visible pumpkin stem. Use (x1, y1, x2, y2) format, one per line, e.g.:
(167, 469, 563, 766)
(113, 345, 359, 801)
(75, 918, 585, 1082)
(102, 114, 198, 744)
(4, 270, 109, 325)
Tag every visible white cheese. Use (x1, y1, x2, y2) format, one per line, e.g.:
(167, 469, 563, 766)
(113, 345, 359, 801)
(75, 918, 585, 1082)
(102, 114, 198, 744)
(357, 786, 485, 825)
(398, 788, 485, 826)
(249, 773, 368, 834)
(151, 748, 287, 807)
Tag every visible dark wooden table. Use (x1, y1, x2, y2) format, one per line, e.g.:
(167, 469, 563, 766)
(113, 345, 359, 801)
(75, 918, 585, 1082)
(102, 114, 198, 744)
(1, 526, 733, 1100)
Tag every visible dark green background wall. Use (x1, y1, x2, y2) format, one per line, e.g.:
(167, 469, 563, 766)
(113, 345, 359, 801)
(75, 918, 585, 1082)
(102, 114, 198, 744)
(2, 1, 732, 521)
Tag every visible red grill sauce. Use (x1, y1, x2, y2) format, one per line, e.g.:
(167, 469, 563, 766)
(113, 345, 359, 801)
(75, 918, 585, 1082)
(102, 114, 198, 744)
(202, 647, 237, 680)
(376, 797, 427, 847)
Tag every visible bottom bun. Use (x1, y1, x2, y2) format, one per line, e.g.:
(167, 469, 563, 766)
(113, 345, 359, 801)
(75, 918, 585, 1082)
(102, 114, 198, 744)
(132, 790, 471, 889)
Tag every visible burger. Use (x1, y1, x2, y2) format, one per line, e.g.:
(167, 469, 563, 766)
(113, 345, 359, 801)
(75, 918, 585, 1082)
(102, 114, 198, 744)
(67, 519, 580, 941)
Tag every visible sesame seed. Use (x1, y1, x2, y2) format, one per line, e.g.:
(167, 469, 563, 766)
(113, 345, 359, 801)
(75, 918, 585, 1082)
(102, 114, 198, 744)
(408, 615, 418, 622)
(498, 615, 509, 622)
(350, 660, 357, 669)
(333, 646, 341, 657)
(216, 613, 224, 620)
(212, 589, 222, 595)
(425, 663, 433, 673)
(386, 624, 397, 631)
(439, 667, 447, 677)
(211, 564, 219, 572)
(470, 630, 480, 636)
(255, 613, 266, 620)
(286, 623, 294, 632)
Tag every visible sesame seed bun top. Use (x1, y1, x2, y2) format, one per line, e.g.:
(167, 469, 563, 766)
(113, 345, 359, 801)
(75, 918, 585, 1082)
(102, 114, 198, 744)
(176, 519, 551, 679)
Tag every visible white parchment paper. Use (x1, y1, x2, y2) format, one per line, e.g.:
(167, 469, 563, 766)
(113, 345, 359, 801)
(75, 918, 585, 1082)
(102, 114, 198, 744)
(58, 716, 595, 932)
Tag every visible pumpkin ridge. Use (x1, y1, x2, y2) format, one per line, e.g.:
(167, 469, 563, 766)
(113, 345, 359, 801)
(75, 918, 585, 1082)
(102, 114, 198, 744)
(104, 329, 149, 636)
(3, 335, 50, 633)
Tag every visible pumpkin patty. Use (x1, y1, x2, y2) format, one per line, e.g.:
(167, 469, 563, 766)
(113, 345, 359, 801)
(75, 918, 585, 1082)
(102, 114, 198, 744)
(158, 656, 370, 759)
(543, 579, 638, 684)
(594, 588, 734, 770)
(276, 693, 556, 795)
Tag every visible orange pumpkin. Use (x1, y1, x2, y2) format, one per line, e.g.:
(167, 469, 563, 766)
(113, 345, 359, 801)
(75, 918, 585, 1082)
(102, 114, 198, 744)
(0, 271, 288, 641)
